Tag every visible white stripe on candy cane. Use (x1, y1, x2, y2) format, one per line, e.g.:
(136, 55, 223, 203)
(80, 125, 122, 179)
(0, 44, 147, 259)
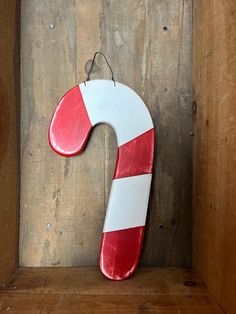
(79, 80, 153, 146)
(103, 174, 152, 232)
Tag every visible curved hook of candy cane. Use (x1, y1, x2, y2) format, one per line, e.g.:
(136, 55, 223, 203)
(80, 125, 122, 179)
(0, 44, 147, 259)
(49, 80, 154, 280)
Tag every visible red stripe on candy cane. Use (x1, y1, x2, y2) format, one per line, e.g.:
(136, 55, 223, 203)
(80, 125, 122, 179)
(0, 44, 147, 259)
(113, 128, 154, 179)
(49, 86, 92, 157)
(100, 226, 145, 280)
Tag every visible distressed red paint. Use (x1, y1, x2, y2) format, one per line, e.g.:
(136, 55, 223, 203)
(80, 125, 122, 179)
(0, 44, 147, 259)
(100, 226, 145, 280)
(113, 128, 154, 179)
(49, 86, 92, 156)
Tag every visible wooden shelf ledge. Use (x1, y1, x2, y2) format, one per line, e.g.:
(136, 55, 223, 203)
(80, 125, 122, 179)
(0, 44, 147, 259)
(0, 268, 223, 313)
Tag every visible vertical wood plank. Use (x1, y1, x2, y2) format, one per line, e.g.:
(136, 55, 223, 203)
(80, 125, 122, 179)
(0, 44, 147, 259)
(0, 0, 20, 285)
(101, 0, 193, 266)
(193, 0, 236, 313)
(20, 0, 78, 266)
(20, 0, 107, 267)
(72, 0, 107, 266)
(20, 0, 193, 267)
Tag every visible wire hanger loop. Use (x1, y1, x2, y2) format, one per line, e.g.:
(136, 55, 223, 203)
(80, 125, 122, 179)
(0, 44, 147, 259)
(85, 52, 116, 86)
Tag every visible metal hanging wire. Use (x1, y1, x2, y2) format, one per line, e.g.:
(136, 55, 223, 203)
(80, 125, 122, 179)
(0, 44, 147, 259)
(85, 52, 116, 86)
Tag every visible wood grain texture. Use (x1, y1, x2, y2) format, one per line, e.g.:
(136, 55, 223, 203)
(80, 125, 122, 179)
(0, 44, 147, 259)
(0, 268, 224, 313)
(101, 0, 193, 267)
(20, 0, 193, 267)
(193, 1, 236, 313)
(20, 0, 108, 268)
(0, 0, 20, 285)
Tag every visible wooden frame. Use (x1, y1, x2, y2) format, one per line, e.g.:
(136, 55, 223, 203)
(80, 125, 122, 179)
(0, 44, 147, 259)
(193, 1, 236, 313)
(0, 0, 235, 313)
(0, 0, 20, 286)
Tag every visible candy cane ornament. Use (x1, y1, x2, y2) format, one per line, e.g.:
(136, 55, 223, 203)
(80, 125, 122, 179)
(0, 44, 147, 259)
(49, 79, 154, 280)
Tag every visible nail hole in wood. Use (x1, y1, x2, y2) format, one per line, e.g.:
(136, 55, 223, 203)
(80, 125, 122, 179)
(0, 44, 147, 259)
(184, 280, 197, 287)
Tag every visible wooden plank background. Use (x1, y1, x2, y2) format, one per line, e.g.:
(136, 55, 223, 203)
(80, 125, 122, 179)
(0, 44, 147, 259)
(0, 0, 20, 285)
(193, 0, 236, 313)
(20, 0, 193, 267)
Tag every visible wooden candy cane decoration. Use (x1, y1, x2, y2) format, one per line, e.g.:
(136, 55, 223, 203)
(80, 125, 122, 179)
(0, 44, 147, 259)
(49, 77, 154, 280)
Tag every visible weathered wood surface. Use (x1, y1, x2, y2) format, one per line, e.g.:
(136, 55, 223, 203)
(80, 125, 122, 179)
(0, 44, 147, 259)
(0, 268, 224, 313)
(193, 1, 236, 313)
(0, 1, 20, 285)
(20, 0, 193, 267)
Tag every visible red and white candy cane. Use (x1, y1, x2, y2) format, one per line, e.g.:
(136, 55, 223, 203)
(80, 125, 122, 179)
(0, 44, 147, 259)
(49, 79, 154, 280)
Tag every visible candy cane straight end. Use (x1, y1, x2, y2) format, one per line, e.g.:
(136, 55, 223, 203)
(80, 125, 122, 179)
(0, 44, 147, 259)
(49, 80, 154, 280)
(100, 226, 145, 280)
